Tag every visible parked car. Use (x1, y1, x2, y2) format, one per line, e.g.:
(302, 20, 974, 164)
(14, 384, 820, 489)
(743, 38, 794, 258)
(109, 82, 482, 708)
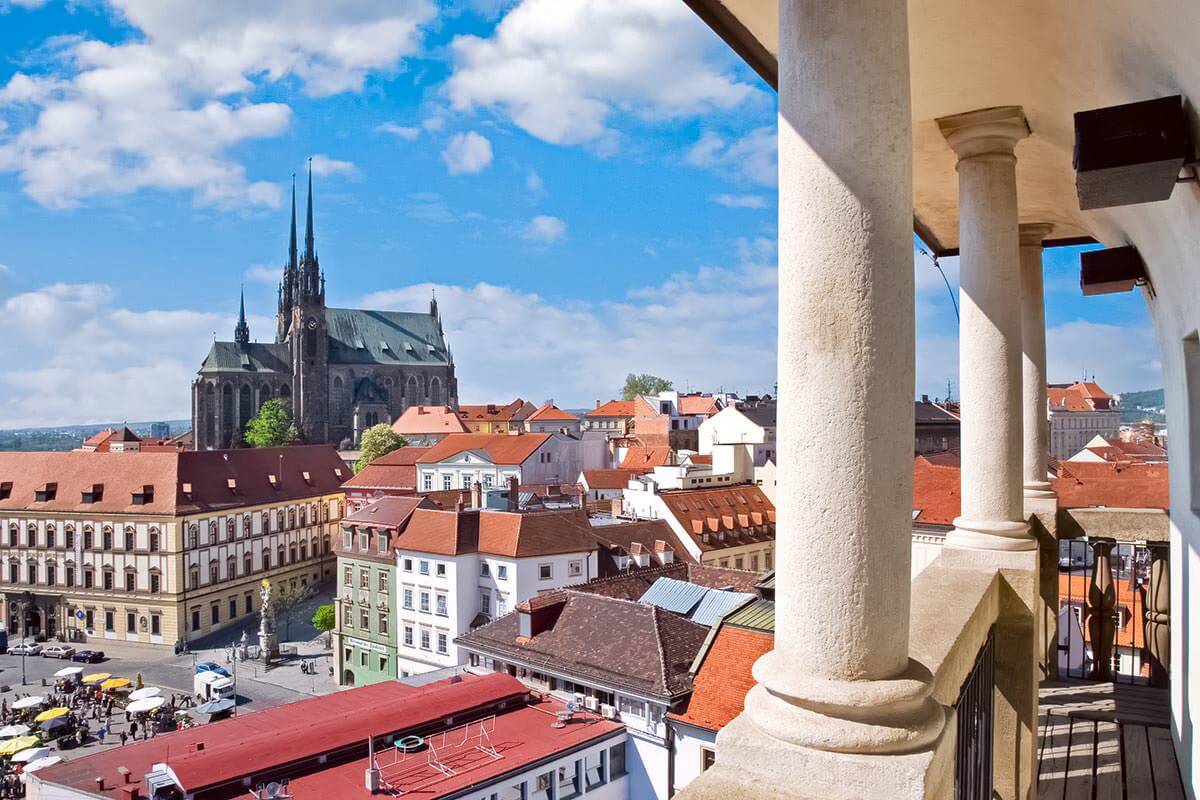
(195, 662, 231, 678)
(41, 644, 75, 659)
(70, 650, 105, 663)
(6, 641, 41, 656)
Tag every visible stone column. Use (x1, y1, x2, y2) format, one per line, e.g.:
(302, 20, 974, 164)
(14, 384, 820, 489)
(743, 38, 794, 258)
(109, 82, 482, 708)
(1144, 542, 1170, 688)
(939, 107, 1035, 552)
(1020, 224, 1055, 499)
(737, 0, 942, 772)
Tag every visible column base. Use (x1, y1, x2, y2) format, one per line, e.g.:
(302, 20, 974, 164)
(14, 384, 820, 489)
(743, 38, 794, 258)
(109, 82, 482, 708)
(746, 654, 944, 754)
(1022, 481, 1055, 500)
(675, 713, 951, 800)
(946, 517, 1035, 552)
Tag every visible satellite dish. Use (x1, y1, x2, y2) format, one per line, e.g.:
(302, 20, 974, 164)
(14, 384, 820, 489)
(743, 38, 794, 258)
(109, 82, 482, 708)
(265, 782, 282, 798)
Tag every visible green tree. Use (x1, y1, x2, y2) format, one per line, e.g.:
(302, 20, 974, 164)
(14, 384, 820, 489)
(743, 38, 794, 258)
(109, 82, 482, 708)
(311, 603, 335, 648)
(621, 373, 673, 401)
(244, 399, 299, 448)
(272, 581, 312, 641)
(355, 424, 407, 472)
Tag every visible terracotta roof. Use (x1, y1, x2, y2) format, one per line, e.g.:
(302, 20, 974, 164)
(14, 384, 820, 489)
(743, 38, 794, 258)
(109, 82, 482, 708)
(417, 432, 551, 466)
(458, 590, 709, 698)
(0, 446, 345, 516)
(82, 430, 111, 447)
(659, 485, 776, 552)
(390, 405, 469, 436)
(342, 446, 431, 491)
(669, 625, 773, 731)
(678, 395, 721, 416)
(395, 507, 599, 558)
(527, 403, 579, 422)
(1053, 461, 1169, 509)
(587, 519, 696, 576)
(1048, 381, 1114, 412)
(574, 559, 758, 600)
(342, 495, 431, 529)
(687, 454, 713, 465)
(581, 469, 640, 490)
(912, 454, 962, 525)
(619, 446, 672, 471)
(108, 426, 141, 443)
(34, 673, 555, 800)
(457, 399, 536, 422)
(586, 400, 639, 418)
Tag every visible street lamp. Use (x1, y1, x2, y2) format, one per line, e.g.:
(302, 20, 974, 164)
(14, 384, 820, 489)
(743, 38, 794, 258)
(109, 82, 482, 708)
(17, 591, 32, 686)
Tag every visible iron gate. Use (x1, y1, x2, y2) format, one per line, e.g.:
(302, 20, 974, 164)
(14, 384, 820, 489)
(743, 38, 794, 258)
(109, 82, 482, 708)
(954, 627, 995, 800)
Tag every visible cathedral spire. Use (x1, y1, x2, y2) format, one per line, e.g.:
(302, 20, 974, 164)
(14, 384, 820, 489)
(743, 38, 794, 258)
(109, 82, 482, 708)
(288, 173, 298, 272)
(234, 286, 250, 348)
(304, 158, 315, 263)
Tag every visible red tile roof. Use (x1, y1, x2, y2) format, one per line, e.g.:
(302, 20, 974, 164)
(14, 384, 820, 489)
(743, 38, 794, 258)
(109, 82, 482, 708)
(1048, 381, 1114, 412)
(417, 432, 551, 466)
(342, 446, 431, 491)
(669, 625, 773, 731)
(457, 399, 536, 422)
(1053, 461, 1169, 509)
(677, 395, 721, 416)
(660, 485, 776, 551)
(527, 403, 579, 422)
(391, 405, 469, 436)
(0, 446, 345, 516)
(580, 469, 640, 490)
(619, 446, 672, 471)
(586, 400, 639, 418)
(912, 454, 962, 525)
(395, 507, 599, 558)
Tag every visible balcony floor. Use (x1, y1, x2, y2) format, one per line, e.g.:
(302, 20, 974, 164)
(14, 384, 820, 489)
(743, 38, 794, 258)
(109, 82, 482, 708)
(1038, 680, 1184, 799)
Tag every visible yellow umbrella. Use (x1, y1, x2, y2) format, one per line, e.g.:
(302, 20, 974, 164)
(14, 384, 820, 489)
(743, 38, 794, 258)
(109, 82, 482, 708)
(81, 673, 110, 684)
(32, 708, 67, 724)
(0, 736, 39, 757)
(99, 678, 130, 692)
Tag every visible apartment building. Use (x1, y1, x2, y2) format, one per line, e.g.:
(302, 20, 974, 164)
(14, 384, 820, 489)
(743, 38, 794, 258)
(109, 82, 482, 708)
(0, 446, 345, 648)
(415, 432, 584, 492)
(1048, 381, 1122, 461)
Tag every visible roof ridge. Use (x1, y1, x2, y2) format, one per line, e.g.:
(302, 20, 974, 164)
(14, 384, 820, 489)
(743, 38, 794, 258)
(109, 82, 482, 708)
(651, 604, 671, 695)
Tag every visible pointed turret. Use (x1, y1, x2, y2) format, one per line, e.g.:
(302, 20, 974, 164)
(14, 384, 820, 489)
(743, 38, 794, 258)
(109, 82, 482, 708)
(234, 287, 250, 348)
(430, 288, 438, 319)
(288, 173, 298, 272)
(304, 159, 315, 264)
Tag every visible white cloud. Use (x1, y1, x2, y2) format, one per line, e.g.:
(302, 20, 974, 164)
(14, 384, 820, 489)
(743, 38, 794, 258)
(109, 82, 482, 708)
(360, 241, 779, 404)
(0, 283, 267, 427)
(422, 115, 446, 132)
(0, 0, 435, 207)
(375, 121, 421, 140)
(713, 193, 766, 209)
(522, 214, 566, 244)
(446, 0, 755, 149)
(308, 154, 359, 178)
(1047, 319, 1162, 393)
(441, 131, 493, 175)
(1, 0, 49, 9)
(687, 126, 776, 186)
(525, 168, 544, 195)
(244, 264, 279, 284)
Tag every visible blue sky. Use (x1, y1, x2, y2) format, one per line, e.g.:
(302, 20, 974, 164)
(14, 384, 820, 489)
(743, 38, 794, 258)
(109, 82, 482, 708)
(0, 0, 1159, 427)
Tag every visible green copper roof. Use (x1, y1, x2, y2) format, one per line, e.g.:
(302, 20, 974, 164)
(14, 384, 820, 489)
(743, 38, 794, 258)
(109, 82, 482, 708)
(198, 342, 289, 374)
(325, 308, 449, 365)
(723, 598, 775, 632)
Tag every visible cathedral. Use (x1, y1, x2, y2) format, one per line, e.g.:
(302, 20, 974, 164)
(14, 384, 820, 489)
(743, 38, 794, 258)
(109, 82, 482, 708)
(191, 169, 458, 450)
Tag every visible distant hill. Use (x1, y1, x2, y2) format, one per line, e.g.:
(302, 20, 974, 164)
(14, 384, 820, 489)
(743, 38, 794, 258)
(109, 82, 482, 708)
(1118, 388, 1166, 424)
(0, 419, 190, 452)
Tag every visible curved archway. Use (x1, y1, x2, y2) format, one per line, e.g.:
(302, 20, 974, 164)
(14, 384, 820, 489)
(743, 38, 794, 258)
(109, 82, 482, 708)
(238, 383, 253, 436)
(204, 383, 216, 447)
(429, 376, 442, 406)
(259, 383, 272, 410)
(221, 383, 234, 448)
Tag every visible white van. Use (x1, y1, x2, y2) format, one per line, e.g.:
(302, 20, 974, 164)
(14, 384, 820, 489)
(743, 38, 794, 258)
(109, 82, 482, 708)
(194, 671, 236, 701)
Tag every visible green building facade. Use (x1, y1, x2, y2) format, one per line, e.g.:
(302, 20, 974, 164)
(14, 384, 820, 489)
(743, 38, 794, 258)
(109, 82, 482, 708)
(333, 552, 397, 687)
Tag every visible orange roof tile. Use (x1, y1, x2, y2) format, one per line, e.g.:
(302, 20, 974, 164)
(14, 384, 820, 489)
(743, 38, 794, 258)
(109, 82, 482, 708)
(527, 403, 579, 422)
(669, 626, 773, 731)
(912, 455, 961, 525)
(678, 395, 720, 416)
(619, 446, 672, 471)
(581, 469, 640, 490)
(457, 399, 535, 422)
(416, 432, 551, 466)
(342, 446, 431, 491)
(391, 405, 469, 436)
(586, 400, 638, 418)
(1053, 461, 1169, 509)
(660, 485, 775, 551)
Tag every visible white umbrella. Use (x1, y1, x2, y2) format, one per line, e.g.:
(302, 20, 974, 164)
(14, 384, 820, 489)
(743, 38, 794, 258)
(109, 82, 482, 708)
(11, 697, 44, 711)
(53, 667, 82, 678)
(0, 725, 30, 739)
(125, 697, 165, 714)
(11, 746, 49, 764)
(21, 755, 61, 773)
(128, 687, 161, 701)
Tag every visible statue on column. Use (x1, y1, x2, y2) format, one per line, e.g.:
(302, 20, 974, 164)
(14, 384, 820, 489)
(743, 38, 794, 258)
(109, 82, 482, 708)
(258, 579, 280, 663)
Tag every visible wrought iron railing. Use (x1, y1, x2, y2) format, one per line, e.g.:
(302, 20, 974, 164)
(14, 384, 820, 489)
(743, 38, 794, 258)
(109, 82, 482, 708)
(954, 627, 995, 800)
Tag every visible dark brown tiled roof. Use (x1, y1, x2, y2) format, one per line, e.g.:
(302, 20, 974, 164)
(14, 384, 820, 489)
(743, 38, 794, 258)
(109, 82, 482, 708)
(342, 496, 431, 529)
(0, 446, 345, 516)
(571, 560, 760, 601)
(458, 590, 709, 699)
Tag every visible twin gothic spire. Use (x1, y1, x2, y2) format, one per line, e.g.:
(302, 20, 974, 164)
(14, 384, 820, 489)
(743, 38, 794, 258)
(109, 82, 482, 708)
(270, 160, 324, 342)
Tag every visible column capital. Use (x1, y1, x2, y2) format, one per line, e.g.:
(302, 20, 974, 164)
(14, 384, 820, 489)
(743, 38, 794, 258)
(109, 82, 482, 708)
(937, 105, 1030, 161)
(1018, 222, 1055, 247)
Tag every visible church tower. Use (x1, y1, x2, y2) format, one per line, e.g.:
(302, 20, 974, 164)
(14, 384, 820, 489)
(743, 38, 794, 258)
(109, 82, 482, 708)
(277, 175, 299, 343)
(289, 161, 329, 443)
(234, 287, 250, 348)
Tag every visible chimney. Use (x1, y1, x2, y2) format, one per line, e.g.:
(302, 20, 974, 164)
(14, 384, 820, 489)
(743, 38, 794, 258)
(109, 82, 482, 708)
(921, 394, 929, 403)
(365, 736, 381, 792)
(472, 481, 483, 510)
(595, 400, 601, 409)
(507, 476, 519, 512)
(455, 497, 465, 512)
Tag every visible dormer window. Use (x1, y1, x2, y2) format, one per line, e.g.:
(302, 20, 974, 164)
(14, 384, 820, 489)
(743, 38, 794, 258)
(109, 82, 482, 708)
(0, 482, 11, 501)
(226, 478, 238, 493)
(268, 474, 279, 489)
(181, 482, 194, 500)
(35, 482, 57, 502)
(81, 483, 104, 503)
(333, 468, 343, 479)
(301, 471, 314, 486)
(132, 485, 154, 505)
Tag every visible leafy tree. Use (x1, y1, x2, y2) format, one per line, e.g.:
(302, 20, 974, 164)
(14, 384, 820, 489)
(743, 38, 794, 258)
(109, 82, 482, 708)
(271, 581, 312, 641)
(621, 373, 673, 401)
(355, 424, 407, 472)
(244, 399, 299, 448)
(311, 604, 335, 648)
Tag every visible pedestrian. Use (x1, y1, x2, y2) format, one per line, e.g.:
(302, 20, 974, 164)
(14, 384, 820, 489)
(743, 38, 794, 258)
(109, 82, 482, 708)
(129, 720, 138, 740)
(120, 730, 128, 747)
(97, 725, 106, 744)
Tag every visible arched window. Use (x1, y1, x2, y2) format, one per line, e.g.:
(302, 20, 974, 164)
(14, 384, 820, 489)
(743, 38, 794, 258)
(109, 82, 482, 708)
(430, 376, 442, 406)
(299, 540, 308, 561)
(289, 543, 297, 564)
(7, 524, 16, 547)
(188, 525, 198, 549)
(101, 526, 113, 550)
(277, 544, 286, 566)
(124, 526, 135, 551)
(204, 383, 216, 445)
(227, 555, 237, 579)
(276, 510, 285, 530)
(45, 523, 56, 549)
(259, 383, 272, 410)
(226, 518, 236, 538)
(262, 550, 272, 571)
(83, 526, 94, 550)
(208, 520, 218, 543)
(238, 383, 253, 432)
(148, 529, 160, 553)
(149, 569, 161, 594)
(244, 552, 253, 576)
(221, 383, 234, 448)
(333, 376, 344, 423)
(26, 523, 36, 547)
(64, 525, 74, 549)
(405, 374, 419, 404)
(278, 384, 291, 406)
